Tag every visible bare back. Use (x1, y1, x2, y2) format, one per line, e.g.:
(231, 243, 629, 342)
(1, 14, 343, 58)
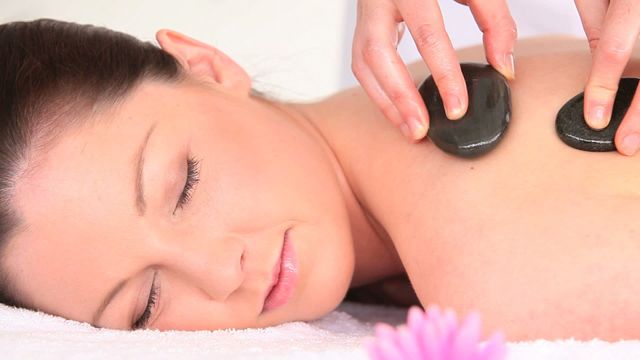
(319, 36, 640, 341)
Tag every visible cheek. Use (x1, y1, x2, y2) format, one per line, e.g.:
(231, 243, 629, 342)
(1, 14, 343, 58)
(190, 106, 355, 321)
(193, 108, 348, 231)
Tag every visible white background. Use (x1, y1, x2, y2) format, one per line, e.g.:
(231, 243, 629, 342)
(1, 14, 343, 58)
(2, 0, 587, 101)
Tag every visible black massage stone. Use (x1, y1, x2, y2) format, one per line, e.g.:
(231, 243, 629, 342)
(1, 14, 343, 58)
(418, 63, 511, 158)
(556, 78, 638, 152)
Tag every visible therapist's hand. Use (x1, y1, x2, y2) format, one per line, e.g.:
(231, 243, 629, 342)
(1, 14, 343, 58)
(352, 0, 517, 142)
(575, 0, 640, 156)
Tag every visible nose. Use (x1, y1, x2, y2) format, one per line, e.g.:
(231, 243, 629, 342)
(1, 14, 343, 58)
(158, 232, 245, 301)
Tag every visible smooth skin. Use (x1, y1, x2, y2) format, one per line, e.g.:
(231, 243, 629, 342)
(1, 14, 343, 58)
(5, 31, 404, 331)
(334, 36, 640, 341)
(353, 0, 640, 156)
(6, 32, 640, 341)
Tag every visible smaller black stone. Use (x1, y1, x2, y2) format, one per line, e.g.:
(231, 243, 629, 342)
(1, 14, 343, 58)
(418, 63, 511, 158)
(556, 78, 639, 152)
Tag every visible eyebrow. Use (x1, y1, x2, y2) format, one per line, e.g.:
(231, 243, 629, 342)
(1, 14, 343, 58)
(135, 123, 157, 216)
(91, 123, 157, 326)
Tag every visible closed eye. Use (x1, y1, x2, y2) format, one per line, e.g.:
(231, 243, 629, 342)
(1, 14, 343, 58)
(132, 157, 200, 329)
(175, 156, 200, 212)
(132, 270, 159, 330)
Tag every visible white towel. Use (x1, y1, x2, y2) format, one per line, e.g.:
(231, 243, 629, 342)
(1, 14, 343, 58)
(2, 301, 640, 359)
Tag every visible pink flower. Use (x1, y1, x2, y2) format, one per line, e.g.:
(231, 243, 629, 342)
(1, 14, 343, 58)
(364, 304, 506, 360)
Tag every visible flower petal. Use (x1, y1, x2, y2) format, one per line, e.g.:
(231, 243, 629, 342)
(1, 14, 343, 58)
(450, 311, 481, 360)
(396, 325, 423, 360)
(407, 306, 426, 333)
(421, 317, 444, 359)
(476, 331, 507, 360)
(378, 336, 406, 360)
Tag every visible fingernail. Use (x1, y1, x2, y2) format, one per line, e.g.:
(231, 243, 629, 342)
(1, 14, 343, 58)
(587, 105, 609, 129)
(399, 122, 412, 140)
(446, 94, 465, 120)
(407, 117, 427, 140)
(621, 133, 640, 156)
(503, 52, 515, 80)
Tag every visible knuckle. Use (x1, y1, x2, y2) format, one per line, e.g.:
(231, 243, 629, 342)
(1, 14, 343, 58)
(588, 37, 600, 52)
(360, 40, 386, 64)
(491, 16, 517, 37)
(600, 39, 630, 63)
(412, 23, 444, 50)
(431, 71, 459, 89)
(351, 59, 365, 77)
(501, 19, 517, 39)
(386, 89, 405, 104)
(588, 81, 619, 96)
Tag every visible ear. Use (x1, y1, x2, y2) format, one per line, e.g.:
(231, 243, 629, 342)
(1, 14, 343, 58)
(155, 29, 251, 95)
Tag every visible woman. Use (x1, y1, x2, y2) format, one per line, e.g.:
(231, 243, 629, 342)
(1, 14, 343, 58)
(1, 19, 639, 341)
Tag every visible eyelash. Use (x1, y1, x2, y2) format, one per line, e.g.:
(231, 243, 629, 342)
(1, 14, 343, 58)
(132, 157, 200, 329)
(132, 271, 159, 330)
(176, 156, 201, 211)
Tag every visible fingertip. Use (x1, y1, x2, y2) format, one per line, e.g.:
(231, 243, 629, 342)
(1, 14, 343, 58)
(502, 52, 515, 80)
(445, 93, 468, 120)
(414, 121, 429, 141)
(489, 52, 515, 81)
(446, 106, 466, 120)
(618, 132, 640, 156)
(585, 103, 611, 130)
(404, 117, 429, 142)
(583, 85, 616, 130)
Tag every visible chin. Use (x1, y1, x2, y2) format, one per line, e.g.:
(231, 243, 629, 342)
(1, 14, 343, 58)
(304, 253, 355, 321)
(290, 292, 348, 324)
(311, 292, 348, 319)
(270, 217, 355, 325)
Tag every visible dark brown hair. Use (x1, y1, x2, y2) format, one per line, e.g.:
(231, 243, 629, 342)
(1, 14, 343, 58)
(0, 19, 184, 310)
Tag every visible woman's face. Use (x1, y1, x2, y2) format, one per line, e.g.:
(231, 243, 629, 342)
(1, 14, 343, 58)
(5, 78, 355, 330)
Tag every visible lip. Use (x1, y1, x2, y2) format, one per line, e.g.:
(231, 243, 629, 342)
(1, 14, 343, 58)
(261, 228, 298, 313)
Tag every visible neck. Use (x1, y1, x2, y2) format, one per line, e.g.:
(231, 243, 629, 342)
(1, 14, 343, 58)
(260, 95, 407, 287)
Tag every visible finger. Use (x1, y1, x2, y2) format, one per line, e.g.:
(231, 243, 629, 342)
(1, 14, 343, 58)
(583, 0, 640, 130)
(466, 0, 517, 80)
(352, 1, 429, 140)
(352, 4, 403, 128)
(399, 0, 468, 120)
(352, 59, 411, 135)
(615, 84, 640, 156)
(574, 0, 609, 52)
